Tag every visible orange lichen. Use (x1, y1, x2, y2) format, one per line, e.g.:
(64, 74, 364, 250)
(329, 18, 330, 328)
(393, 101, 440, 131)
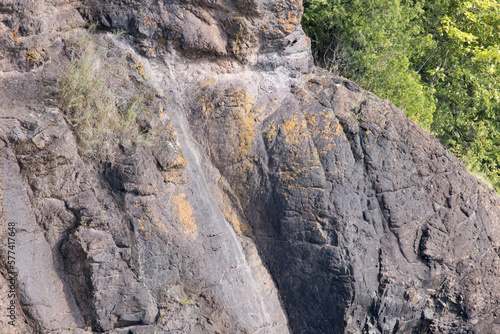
(173, 193, 197, 239)
(196, 77, 215, 90)
(26, 48, 45, 67)
(197, 86, 256, 161)
(9, 29, 20, 45)
(127, 52, 146, 80)
(223, 208, 251, 235)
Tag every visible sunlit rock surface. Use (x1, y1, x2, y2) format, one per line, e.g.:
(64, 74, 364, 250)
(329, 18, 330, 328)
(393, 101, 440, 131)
(1, 0, 500, 333)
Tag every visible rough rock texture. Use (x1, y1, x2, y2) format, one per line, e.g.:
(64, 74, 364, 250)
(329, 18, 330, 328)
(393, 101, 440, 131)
(1, 0, 500, 333)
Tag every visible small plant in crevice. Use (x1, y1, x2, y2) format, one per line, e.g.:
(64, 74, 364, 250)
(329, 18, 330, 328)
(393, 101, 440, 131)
(58, 27, 157, 164)
(180, 296, 191, 305)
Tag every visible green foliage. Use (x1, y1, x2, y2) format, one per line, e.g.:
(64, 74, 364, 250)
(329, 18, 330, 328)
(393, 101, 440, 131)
(416, 0, 500, 189)
(303, 0, 500, 191)
(302, 0, 436, 129)
(58, 28, 154, 163)
(180, 296, 191, 305)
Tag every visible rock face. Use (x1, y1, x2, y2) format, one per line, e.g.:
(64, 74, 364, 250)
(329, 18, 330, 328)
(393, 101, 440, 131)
(1, 0, 500, 333)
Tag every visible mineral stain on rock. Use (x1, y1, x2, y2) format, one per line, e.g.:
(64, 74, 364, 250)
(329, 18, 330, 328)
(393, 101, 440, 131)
(172, 193, 197, 239)
(1, 0, 500, 333)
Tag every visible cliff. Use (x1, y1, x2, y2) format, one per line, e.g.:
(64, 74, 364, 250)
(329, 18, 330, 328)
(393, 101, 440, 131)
(1, 0, 500, 333)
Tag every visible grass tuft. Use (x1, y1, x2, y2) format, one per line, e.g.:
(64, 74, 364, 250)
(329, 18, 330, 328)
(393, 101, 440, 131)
(58, 27, 154, 163)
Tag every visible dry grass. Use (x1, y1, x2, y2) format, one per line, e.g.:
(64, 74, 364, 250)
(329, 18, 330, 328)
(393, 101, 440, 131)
(58, 27, 153, 163)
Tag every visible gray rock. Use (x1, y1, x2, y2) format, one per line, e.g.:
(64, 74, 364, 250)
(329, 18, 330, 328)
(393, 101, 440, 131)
(1, 0, 500, 333)
(62, 227, 157, 331)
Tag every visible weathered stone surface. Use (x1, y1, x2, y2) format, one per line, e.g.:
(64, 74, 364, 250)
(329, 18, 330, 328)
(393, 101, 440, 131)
(62, 227, 158, 331)
(1, 0, 500, 333)
(0, 133, 84, 333)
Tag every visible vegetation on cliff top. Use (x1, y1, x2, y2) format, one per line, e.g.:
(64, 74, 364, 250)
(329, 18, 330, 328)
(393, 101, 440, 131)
(303, 0, 500, 190)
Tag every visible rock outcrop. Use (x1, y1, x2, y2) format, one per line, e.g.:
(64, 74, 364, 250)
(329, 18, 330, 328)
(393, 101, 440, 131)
(1, 0, 500, 333)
